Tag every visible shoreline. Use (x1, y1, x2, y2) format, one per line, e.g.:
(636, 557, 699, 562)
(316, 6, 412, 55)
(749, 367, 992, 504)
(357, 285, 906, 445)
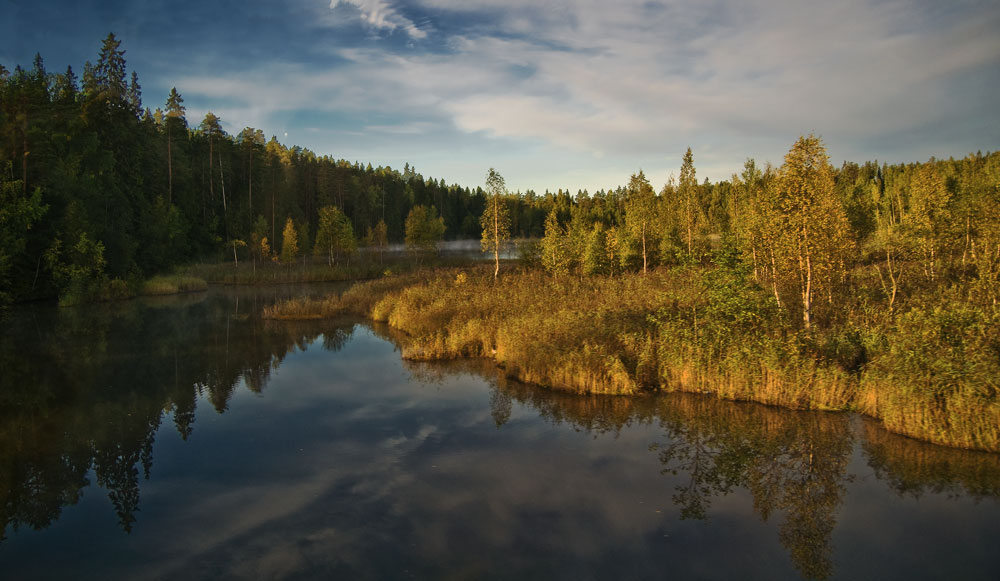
(264, 267, 1000, 453)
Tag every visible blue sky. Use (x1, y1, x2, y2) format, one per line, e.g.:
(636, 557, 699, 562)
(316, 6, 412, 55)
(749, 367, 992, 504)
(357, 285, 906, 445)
(3, 0, 998, 193)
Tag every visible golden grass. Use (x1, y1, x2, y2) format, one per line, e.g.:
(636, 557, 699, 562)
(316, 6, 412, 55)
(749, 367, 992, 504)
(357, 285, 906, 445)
(264, 264, 1000, 452)
(140, 275, 208, 296)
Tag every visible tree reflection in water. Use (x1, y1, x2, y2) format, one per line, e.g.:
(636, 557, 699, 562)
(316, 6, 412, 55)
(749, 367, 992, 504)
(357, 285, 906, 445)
(437, 361, 998, 581)
(0, 289, 355, 542)
(1, 294, 999, 581)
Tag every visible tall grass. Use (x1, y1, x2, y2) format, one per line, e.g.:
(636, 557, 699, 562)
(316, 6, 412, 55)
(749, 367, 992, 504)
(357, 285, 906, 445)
(180, 260, 386, 285)
(55, 273, 208, 305)
(858, 299, 1000, 450)
(265, 264, 1000, 451)
(140, 275, 208, 296)
(261, 273, 423, 320)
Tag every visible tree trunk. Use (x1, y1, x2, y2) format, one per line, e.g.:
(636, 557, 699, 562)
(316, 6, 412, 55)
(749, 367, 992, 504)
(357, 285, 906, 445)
(220, 151, 228, 239)
(886, 247, 899, 311)
(167, 125, 173, 206)
(22, 115, 28, 195)
(208, 135, 214, 203)
(686, 199, 693, 256)
(769, 246, 782, 309)
(641, 222, 647, 275)
(963, 215, 971, 269)
(751, 245, 759, 282)
(799, 248, 812, 330)
(493, 197, 500, 280)
(248, 147, 253, 229)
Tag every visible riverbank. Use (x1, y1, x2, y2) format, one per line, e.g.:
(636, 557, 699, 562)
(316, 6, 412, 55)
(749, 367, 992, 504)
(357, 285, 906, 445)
(263, 265, 1000, 452)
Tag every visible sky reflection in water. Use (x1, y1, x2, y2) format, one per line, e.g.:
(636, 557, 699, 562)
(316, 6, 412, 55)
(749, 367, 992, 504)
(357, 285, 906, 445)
(0, 290, 998, 580)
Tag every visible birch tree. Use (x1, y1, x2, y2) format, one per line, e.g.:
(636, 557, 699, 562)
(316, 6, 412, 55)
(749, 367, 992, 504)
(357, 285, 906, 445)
(624, 171, 657, 274)
(280, 217, 298, 264)
(774, 135, 850, 329)
(907, 164, 951, 281)
(678, 147, 699, 256)
(481, 168, 511, 280)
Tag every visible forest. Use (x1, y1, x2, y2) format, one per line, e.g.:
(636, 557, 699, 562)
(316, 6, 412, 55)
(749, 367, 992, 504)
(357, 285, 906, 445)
(3, 35, 1000, 450)
(0, 34, 501, 304)
(6, 35, 996, 307)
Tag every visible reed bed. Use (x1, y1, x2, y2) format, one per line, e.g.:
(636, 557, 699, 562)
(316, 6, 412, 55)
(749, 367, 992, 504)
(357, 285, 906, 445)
(265, 265, 1000, 451)
(140, 275, 208, 296)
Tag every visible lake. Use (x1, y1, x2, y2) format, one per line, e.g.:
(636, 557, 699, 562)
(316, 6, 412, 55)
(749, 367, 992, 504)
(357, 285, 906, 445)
(1, 286, 998, 580)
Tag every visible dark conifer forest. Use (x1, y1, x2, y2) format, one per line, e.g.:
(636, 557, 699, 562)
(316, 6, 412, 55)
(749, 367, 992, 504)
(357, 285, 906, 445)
(3, 35, 998, 310)
(0, 35, 497, 304)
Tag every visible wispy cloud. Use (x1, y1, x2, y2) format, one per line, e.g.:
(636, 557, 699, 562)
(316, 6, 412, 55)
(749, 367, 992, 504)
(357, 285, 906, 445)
(172, 0, 999, 190)
(332, 0, 430, 39)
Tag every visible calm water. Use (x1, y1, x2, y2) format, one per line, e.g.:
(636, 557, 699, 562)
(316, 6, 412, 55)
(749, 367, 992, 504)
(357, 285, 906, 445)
(1, 287, 998, 580)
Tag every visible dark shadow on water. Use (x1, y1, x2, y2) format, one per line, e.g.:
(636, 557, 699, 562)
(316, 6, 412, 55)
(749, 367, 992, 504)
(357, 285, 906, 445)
(0, 292, 998, 580)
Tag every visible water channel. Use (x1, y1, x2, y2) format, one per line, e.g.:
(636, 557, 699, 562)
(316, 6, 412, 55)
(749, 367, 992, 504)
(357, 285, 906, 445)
(1, 285, 998, 580)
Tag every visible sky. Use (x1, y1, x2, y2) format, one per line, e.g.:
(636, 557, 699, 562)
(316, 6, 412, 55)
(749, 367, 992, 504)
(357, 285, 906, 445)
(3, 0, 999, 193)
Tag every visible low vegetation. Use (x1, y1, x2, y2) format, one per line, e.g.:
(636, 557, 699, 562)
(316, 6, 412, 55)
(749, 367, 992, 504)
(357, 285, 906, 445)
(4, 38, 998, 452)
(265, 260, 1000, 452)
(140, 274, 208, 296)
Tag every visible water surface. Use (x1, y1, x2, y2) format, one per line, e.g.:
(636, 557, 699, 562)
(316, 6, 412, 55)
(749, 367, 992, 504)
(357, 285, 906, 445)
(1, 287, 998, 580)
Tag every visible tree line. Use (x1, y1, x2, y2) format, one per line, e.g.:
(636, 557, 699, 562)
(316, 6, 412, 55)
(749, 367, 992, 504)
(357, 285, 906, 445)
(528, 138, 1000, 329)
(0, 35, 499, 303)
(2, 34, 998, 311)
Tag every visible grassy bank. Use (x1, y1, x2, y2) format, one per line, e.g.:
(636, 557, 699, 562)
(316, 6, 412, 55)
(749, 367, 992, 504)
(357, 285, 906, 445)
(139, 274, 209, 296)
(52, 273, 209, 306)
(264, 265, 1000, 452)
(179, 259, 387, 286)
(178, 251, 489, 286)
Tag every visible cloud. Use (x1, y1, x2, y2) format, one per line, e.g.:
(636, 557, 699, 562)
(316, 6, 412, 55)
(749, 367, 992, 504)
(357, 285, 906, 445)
(175, 0, 999, 190)
(332, 0, 429, 39)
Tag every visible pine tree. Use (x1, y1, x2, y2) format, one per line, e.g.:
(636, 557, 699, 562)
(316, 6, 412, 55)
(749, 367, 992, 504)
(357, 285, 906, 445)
(239, 127, 265, 235)
(200, 112, 222, 208)
(164, 87, 186, 206)
(0, 166, 47, 304)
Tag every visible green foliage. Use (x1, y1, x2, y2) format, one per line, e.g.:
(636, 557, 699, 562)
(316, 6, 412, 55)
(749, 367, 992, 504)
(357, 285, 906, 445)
(773, 135, 852, 329)
(4, 36, 1000, 451)
(516, 238, 541, 268)
(314, 205, 356, 265)
(0, 36, 535, 304)
(581, 223, 610, 276)
(678, 147, 701, 257)
(861, 298, 1000, 450)
(140, 274, 207, 295)
(280, 217, 298, 263)
(701, 236, 779, 335)
(481, 168, 511, 279)
(623, 171, 658, 273)
(541, 209, 573, 275)
(0, 168, 47, 304)
(405, 205, 445, 259)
